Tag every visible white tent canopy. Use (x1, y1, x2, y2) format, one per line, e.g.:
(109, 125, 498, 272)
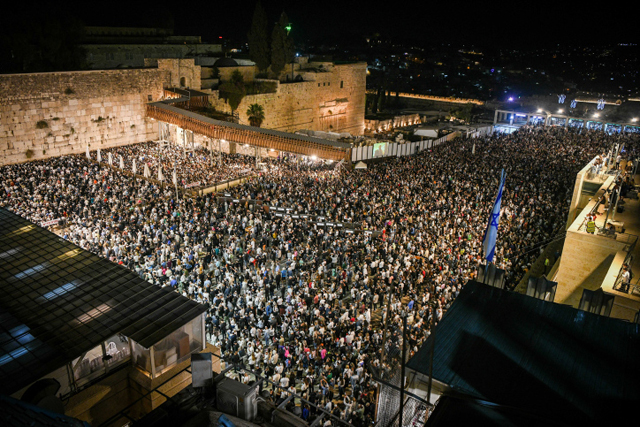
(414, 128, 438, 138)
(354, 161, 367, 170)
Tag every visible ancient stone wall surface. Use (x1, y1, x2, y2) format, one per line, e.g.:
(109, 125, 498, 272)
(209, 62, 366, 135)
(0, 68, 169, 165)
(157, 59, 201, 89)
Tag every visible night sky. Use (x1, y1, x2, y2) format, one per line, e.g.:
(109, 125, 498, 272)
(11, 0, 639, 47)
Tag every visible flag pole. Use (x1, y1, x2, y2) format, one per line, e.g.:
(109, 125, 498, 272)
(482, 169, 506, 284)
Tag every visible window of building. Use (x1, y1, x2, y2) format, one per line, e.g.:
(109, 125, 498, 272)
(327, 82, 330, 86)
(340, 81, 344, 88)
(318, 83, 321, 87)
(148, 95, 152, 102)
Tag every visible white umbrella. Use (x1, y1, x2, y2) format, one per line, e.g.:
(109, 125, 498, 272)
(108, 152, 113, 166)
(132, 159, 137, 175)
(86, 145, 90, 160)
(119, 155, 125, 170)
(143, 163, 150, 178)
(97, 148, 102, 163)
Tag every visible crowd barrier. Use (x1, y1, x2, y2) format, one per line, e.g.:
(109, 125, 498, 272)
(351, 132, 461, 162)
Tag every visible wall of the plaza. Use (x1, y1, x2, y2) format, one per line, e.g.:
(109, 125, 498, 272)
(0, 68, 169, 165)
(210, 62, 366, 135)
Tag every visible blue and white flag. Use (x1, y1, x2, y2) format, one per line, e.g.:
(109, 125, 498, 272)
(482, 169, 506, 263)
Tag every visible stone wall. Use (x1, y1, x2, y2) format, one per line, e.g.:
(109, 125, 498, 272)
(157, 59, 201, 89)
(365, 113, 421, 133)
(210, 62, 366, 135)
(0, 68, 170, 165)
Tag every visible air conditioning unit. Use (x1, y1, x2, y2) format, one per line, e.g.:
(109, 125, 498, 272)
(215, 378, 257, 421)
(191, 353, 213, 388)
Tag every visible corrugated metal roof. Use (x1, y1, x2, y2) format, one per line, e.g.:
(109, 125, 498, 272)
(0, 208, 207, 395)
(150, 101, 353, 149)
(408, 281, 640, 425)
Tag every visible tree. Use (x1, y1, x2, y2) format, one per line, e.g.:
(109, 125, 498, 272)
(246, 103, 265, 127)
(270, 12, 294, 78)
(449, 103, 474, 123)
(230, 69, 244, 86)
(220, 70, 246, 116)
(247, 1, 270, 74)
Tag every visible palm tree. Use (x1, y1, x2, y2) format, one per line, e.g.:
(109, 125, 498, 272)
(247, 103, 265, 127)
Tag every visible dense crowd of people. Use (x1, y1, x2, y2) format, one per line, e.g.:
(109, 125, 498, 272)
(99, 142, 265, 189)
(1, 126, 637, 426)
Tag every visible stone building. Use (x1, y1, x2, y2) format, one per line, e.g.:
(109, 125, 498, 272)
(208, 59, 367, 135)
(81, 26, 222, 70)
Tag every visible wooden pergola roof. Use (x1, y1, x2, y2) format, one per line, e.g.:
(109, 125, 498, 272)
(146, 102, 352, 161)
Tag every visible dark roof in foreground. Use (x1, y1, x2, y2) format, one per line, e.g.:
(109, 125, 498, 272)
(408, 281, 640, 426)
(426, 395, 573, 427)
(0, 394, 89, 427)
(0, 208, 207, 395)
